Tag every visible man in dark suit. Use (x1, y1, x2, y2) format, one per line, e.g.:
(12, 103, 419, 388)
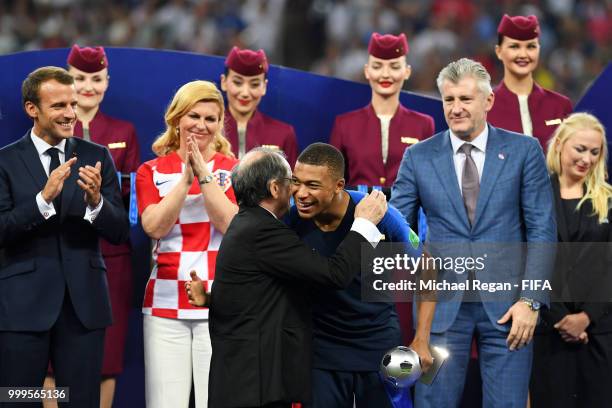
(391, 58, 556, 407)
(0, 66, 129, 407)
(187, 148, 387, 408)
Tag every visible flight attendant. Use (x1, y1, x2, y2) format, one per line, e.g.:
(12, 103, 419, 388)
(488, 14, 573, 150)
(221, 46, 299, 166)
(329, 32, 434, 189)
(44, 44, 141, 408)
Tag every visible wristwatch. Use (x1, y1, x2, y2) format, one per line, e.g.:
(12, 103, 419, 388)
(519, 297, 541, 311)
(199, 175, 213, 185)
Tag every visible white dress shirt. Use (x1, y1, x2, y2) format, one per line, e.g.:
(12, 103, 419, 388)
(31, 131, 103, 223)
(449, 126, 488, 194)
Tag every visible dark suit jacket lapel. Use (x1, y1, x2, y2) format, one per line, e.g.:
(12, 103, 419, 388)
(17, 132, 48, 192)
(60, 137, 80, 221)
(551, 176, 569, 242)
(473, 126, 508, 228)
(431, 131, 470, 229)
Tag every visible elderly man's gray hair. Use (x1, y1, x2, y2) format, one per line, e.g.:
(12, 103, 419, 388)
(231, 148, 291, 207)
(436, 58, 492, 96)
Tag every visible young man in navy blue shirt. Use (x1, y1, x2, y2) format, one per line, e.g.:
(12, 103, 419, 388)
(287, 143, 435, 407)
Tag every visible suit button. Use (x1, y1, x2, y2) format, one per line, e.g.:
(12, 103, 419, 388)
(379, 177, 386, 184)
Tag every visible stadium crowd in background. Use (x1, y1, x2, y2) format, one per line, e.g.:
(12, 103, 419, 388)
(0, 0, 609, 102)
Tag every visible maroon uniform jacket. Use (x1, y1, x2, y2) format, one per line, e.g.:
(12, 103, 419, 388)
(224, 109, 299, 167)
(488, 81, 573, 150)
(74, 110, 140, 257)
(330, 104, 434, 188)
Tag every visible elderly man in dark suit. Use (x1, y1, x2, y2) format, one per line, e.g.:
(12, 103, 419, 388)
(186, 148, 387, 408)
(0, 66, 129, 407)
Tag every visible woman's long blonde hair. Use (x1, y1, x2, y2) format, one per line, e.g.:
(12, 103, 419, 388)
(546, 112, 612, 223)
(152, 80, 233, 157)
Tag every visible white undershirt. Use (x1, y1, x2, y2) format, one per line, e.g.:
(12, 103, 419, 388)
(237, 126, 247, 159)
(377, 114, 393, 164)
(518, 94, 533, 136)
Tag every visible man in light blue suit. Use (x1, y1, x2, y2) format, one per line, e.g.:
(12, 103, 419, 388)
(391, 58, 556, 408)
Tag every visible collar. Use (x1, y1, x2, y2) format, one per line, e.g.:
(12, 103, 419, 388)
(226, 108, 262, 127)
(258, 204, 278, 219)
(75, 109, 103, 131)
(497, 80, 544, 98)
(368, 102, 401, 119)
(30, 130, 67, 156)
(449, 125, 488, 154)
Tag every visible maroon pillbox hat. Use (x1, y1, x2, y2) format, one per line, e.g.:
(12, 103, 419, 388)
(497, 14, 540, 41)
(367, 33, 409, 59)
(225, 47, 269, 76)
(67, 44, 108, 73)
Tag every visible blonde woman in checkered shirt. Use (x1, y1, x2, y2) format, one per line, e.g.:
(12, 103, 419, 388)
(136, 80, 239, 408)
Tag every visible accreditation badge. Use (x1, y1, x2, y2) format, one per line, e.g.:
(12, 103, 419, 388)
(108, 141, 127, 149)
(401, 137, 419, 145)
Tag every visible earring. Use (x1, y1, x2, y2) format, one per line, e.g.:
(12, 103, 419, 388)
(175, 127, 180, 135)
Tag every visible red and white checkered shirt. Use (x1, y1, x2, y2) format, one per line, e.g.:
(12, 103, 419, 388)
(136, 151, 237, 319)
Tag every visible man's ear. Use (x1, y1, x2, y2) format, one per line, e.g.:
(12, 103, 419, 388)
(24, 101, 38, 120)
(484, 92, 495, 114)
(268, 179, 280, 199)
(336, 177, 345, 194)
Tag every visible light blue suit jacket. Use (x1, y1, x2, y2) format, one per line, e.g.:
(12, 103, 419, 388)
(390, 125, 556, 333)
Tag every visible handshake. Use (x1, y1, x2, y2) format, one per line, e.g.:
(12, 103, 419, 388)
(184, 271, 208, 307)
